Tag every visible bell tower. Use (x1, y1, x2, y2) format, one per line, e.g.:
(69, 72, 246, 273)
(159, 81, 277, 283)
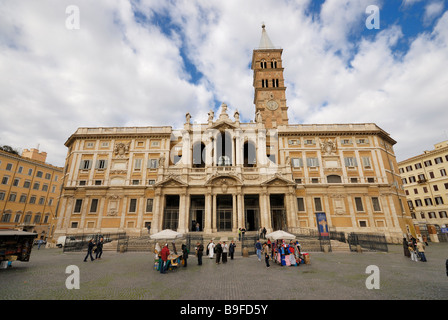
(251, 24, 289, 129)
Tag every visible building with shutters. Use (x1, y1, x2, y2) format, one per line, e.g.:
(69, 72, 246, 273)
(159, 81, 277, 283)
(398, 140, 448, 242)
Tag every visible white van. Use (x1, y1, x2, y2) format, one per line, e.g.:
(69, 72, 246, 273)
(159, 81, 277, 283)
(56, 236, 78, 248)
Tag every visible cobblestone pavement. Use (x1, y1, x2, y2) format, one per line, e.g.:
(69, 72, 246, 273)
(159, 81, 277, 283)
(1, 243, 447, 301)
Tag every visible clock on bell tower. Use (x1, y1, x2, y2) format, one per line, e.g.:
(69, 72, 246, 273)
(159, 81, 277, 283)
(251, 24, 289, 129)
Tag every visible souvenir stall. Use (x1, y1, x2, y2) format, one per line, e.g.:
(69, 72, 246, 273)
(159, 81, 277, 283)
(150, 229, 184, 272)
(266, 231, 310, 267)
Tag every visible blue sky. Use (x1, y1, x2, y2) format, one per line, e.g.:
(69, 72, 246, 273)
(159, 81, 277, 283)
(0, 0, 447, 166)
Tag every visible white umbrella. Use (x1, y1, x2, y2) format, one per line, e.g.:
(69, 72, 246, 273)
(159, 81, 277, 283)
(150, 229, 183, 240)
(265, 230, 296, 240)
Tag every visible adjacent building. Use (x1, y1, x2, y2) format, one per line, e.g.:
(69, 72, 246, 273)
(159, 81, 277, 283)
(398, 140, 448, 242)
(0, 148, 63, 241)
(53, 26, 414, 243)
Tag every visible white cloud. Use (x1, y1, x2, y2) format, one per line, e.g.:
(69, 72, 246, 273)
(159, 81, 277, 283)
(423, 1, 445, 25)
(0, 0, 447, 167)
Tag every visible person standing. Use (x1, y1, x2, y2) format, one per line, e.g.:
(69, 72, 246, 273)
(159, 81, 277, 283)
(403, 238, 410, 258)
(182, 244, 188, 267)
(222, 241, 228, 263)
(95, 237, 104, 260)
(83, 239, 95, 262)
(160, 243, 170, 274)
(409, 243, 418, 262)
(196, 242, 204, 265)
(416, 239, 427, 262)
(229, 240, 236, 260)
(238, 228, 242, 241)
(255, 239, 262, 262)
(263, 243, 270, 268)
(262, 227, 267, 239)
(215, 242, 223, 264)
(207, 240, 215, 259)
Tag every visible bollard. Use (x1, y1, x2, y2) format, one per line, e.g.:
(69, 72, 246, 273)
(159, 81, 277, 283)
(242, 247, 249, 257)
(356, 245, 362, 253)
(323, 244, 329, 253)
(119, 245, 125, 253)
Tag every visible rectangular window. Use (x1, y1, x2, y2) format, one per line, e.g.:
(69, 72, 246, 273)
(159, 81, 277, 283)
(291, 158, 303, 168)
(314, 198, 322, 211)
(90, 199, 98, 212)
(440, 169, 447, 177)
(80, 160, 91, 170)
(36, 171, 43, 178)
(29, 196, 36, 204)
(415, 163, 422, 169)
(355, 197, 364, 212)
(424, 198, 433, 206)
(297, 198, 305, 211)
(415, 199, 422, 207)
(146, 199, 153, 212)
(306, 157, 319, 167)
(344, 157, 357, 167)
(362, 157, 371, 168)
(424, 160, 432, 167)
(74, 199, 83, 213)
(435, 196, 444, 205)
(371, 197, 381, 212)
(129, 199, 137, 212)
(96, 159, 107, 169)
(434, 157, 443, 164)
(1, 176, 9, 185)
(148, 159, 158, 169)
(134, 159, 142, 171)
(8, 193, 17, 202)
(6, 163, 13, 171)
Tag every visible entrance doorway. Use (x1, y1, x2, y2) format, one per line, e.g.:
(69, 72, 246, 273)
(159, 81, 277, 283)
(217, 195, 232, 231)
(163, 195, 179, 230)
(190, 195, 205, 231)
(270, 194, 286, 231)
(244, 195, 260, 231)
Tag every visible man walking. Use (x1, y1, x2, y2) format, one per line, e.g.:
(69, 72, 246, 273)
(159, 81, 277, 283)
(196, 242, 204, 265)
(83, 238, 95, 262)
(95, 237, 104, 260)
(255, 239, 262, 261)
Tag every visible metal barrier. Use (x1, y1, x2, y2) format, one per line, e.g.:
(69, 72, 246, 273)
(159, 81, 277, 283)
(347, 232, 388, 252)
(63, 233, 127, 252)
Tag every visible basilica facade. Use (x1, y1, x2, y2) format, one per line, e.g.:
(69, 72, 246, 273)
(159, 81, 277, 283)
(53, 26, 414, 242)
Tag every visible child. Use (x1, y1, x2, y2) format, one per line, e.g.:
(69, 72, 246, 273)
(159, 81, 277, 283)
(408, 245, 418, 262)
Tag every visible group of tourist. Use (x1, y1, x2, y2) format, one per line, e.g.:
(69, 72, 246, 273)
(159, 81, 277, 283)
(403, 236, 428, 262)
(205, 240, 237, 264)
(266, 239, 304, 267)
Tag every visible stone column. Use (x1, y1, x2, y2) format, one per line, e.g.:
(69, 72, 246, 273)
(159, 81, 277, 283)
(232, 193, 237, 232)
(151, 189, 162, 234)
(212, 193, 217, 232)
(178, 190, 187, 233)
(237, 188, 244, 229)
(205, 190, 212, 234)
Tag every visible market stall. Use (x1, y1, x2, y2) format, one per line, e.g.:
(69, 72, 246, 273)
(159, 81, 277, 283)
(266, 231, 309, 266)
(0, 230, 38, 268)
(150, 229, 184, 272)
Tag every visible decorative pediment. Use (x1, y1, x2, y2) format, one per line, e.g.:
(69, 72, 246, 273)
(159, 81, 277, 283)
(261, 174, 295, 186)
(205, 172, 242, 187)
(209, 120, 239, 131)
(154, 174, 188, 187)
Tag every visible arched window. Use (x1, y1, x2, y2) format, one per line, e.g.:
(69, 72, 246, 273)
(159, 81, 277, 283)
(217, 131, 232, 166)
(327, 175, 342, 183)
(271, 60, 277, 68)
(192, 142, 206, 168)
(261, 60, 267, 69)
(243, 141, 257, 167)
